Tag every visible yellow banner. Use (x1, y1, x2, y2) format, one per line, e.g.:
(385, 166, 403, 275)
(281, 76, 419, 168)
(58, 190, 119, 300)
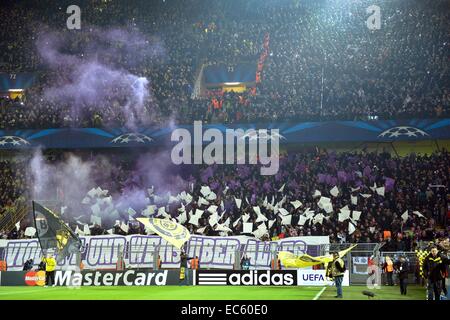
(136, 218, 191, 249)
(278, 244, 357, 269)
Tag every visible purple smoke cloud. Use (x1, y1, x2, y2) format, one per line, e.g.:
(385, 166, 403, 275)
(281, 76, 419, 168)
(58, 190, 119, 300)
(35, 26, 165, 130)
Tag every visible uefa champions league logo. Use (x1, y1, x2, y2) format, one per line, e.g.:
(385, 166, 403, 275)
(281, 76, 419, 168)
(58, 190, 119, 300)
(111, 133, 153, 144)
(378, 126, 429, 139)
(0, 136, 31, 146)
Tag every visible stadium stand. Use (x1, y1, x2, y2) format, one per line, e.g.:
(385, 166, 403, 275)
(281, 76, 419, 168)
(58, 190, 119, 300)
(1, 149, 448, 248)
(0, 0, 448, 270)
(0, 0, 448, 128)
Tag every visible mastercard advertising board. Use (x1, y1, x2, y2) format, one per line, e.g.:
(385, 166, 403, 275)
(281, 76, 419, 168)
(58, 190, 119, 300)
(24, 271, 46, 286)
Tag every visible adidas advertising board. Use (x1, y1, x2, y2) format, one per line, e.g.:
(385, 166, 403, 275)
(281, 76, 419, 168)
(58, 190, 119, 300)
(194, 270, 297, 286)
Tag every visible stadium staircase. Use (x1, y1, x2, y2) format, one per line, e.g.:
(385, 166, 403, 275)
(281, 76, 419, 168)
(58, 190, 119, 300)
(191, 61, 206, 99)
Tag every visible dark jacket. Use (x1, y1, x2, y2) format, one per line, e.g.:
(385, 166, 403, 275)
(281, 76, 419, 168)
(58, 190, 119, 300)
(180, 253, 193, 268)
(38, 260, 46, 271)
(23, 259, 33, 271)
(423, 253, 449, 282)
(394, 260, 409, 280)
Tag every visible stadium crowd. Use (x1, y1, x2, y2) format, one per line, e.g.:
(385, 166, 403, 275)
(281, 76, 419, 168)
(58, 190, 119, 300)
(1, 149, 449, 250)
(0, 0, 449, 129)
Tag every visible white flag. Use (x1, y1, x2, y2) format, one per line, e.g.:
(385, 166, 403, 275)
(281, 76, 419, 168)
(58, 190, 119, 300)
(318, 196, 331, 209)
(234, 197, 242, 209)
(243, 222, 253, 233)
(376, 187, 385, 197)
(184, 193, 193, 204)
(189, 209, 203, 226)
(253, 206, 262, 215)
(198, 196, 209, 207)
(313, 213, 324, 225)
(206, 191, 217, 201)
(207, 205, 218, 214)
(157, 207, 170, 218)
(268, 219, 276, 229)
(330, 186, 339, 197)
(127, 208, 136, 216)
(348, 222, 356, 235)
(413, 211, 425, 219)
(280, 214, 292, 225)
(200, 186, 212, 197)
(75, 226, 84, 236)
(142, 205, 156, 217)
(323, 202, 333, 214)
(352, 211, 362, 221)
(196, 226, 207, 234)
(84, 224, 91, 235)
(242, 213, 250, 223)
(216, 223, 232, 233)
(401, 211, 409, 223)
(338, 210, 351, 222)
(252, 227, 268, 239)
(298, 215, 307, 226)
(177, 209, 187, 224)
(209, 214, 218, 227)
(24, 227, 36, 237)
(290, 200, 303, 209)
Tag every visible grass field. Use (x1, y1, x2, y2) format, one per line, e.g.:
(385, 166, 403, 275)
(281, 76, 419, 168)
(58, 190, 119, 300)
(0, 285, 426, 300)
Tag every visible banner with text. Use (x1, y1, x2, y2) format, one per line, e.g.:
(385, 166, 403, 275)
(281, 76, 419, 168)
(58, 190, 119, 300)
(0, 235, 328, 271)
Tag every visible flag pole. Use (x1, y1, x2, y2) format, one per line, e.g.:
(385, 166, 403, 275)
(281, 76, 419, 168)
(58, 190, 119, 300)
(32, 200, 45, 257)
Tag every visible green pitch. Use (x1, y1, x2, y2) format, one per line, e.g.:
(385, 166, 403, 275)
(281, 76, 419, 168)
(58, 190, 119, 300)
(0, 285, 426, 300)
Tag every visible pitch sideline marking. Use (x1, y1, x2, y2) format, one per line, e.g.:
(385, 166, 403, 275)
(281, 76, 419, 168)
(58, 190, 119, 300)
(0, 287, 60, 296)
(313, 286, 326, 300)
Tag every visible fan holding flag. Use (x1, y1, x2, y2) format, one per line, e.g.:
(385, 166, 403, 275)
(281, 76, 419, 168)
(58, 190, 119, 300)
(136, 217, 192, 285)
(32, 201, 83, 266)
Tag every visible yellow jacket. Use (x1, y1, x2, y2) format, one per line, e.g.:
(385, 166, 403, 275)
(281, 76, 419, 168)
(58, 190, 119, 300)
(44, 257, 56, 272)
(331, 258, 345, 277)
